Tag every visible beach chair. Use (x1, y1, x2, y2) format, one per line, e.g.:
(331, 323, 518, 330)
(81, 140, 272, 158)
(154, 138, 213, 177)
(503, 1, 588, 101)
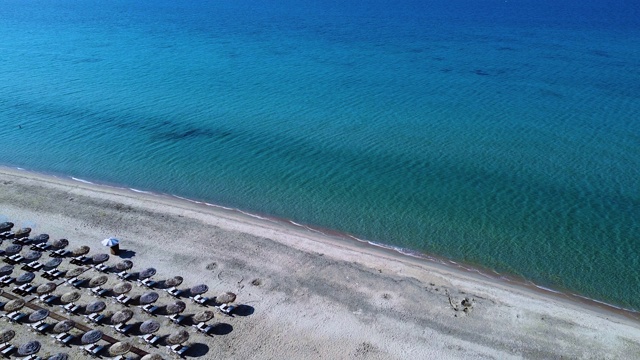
(31, 242, 51, 251)
(115, 294, 132, 305)
(193, 321, 214, 334)
(68, 277, 86, 288)
(53, 332, 74, 345)
(166, 287, 183, 298)
(6, 311, 26, 323)
(42, 269, 62, 280)
(93, 263, 110, 272)
(141, 304, 158, 315)
(113, 323, 133, 335)
(83, 343, 104, 357)
(91, 286, 108, 297)
(167, 313, 186, 325)
(191, 294, 209, 306)
(62, 303, 80, 314)
(138, 278, 156, 288)
(217, 303, 236, 315)
(70, 255, 90, 265)
(22, 261, 43, 272)
(168, 344, 189, 357)
(85, 312, 105, 324)
(22, 355, 41, 360)
(38, 294, 58, 306)
(49, 249, 68, 258)
(0, 343, 16, 357)
(141, 333, 160, 346)
(31, 320, 51, 333)
(116, 271, 132, 280)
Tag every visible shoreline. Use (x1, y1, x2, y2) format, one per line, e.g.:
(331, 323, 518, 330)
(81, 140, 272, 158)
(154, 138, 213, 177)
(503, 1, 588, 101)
(2, 166, 640, 358)
(1, 165, 638, 324)
(2, 166, 638, 323)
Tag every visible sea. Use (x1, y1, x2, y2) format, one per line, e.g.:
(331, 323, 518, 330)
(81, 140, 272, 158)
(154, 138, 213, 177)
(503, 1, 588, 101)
(1, 0, 639, 311)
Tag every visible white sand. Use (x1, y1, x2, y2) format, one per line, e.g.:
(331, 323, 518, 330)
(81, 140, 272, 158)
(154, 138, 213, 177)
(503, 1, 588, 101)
(1, 167, 639, 359)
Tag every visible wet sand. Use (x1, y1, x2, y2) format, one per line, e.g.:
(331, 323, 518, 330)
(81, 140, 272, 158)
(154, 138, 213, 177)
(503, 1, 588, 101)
(1, 167, 639, 359)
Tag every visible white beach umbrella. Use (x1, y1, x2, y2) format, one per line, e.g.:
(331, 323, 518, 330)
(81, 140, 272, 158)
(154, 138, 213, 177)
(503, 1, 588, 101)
(101, 237, 119, 247)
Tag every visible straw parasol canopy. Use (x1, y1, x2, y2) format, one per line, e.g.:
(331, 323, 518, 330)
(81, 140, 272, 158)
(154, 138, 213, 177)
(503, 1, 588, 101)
(112, 282, 132, 295)
(85, 301, 106, 314)
(0, 329, 15, 344)
(81, 330, 103, 344)
(139, 320, 161, 334)
(139, 267, 156, 279)
(65, 267, 86, 278)
(115, 260, 133, 271)
(16, 272, 35, 284)
(0, 222, 13, 232)
(60, 291, 81, 304)
(36, 282, 57, 295)
(15, 227, 31, 238)
(24, 250, 42, 261)
(216, 291, 236, 304)
(92, 253, 109, 264)
(29, 309, 50, 322)
(111, 309, 134, 325)
(4, 244, 22, 255)
(166, 329, 189, 345)
(164, 276, 183, 287)
(4, 298, 25, 312)
(192, 310, 214, 323)
(17, 340, 41, 356)
(33, 234, 49, 242)
(89, 275, 108, 287)
(109, 342, 131, 356)
(0, 265, 14, 276)
(139, 291, 159, 305)
(51, 238, 69, 249)
(101, 238, 119, 247)
(141, 354, 163, 360)
(190, 284, 208, 296)
(44, 258, 63, 268)
(72, 245, 90, 256)
(48, 353, 70, 360)
(165, 301, 186, 315)
(53, 320, 75, 333)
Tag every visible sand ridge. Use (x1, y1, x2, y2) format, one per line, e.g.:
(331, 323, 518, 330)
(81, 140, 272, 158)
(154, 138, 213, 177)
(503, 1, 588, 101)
(1, 168, 639, 359)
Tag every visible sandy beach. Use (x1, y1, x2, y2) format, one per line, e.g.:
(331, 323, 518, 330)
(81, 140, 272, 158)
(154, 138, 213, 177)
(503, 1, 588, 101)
(1, 167, 639, 359)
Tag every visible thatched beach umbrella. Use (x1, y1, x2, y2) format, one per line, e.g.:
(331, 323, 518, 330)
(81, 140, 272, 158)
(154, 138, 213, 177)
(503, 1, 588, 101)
(44, 258, 63, 269)
(89, 275, 108, 287)
(48, 353, 70, 360)
(32, 234, 49, 243)
(192, 310, 214, 323)
(53, 320, 75, 334)
(60, 291, 81, 304)
(85, 301, 106, 314)
(17, 340, 40, 356)
(166, 329, 189, 345)
(4, 244, 22, 255)
(139, 291, 159, 305)
(111, 309, 133, 325)
(141, 354, 163, 360)
(72, 245, 90, 256)
(139, 320, 161, 334)
(81, 330, 102, 344)
(65, 267, 86, 278)
(216, 291, 236, 304)
(115, 260, 133, 271)
(139, 268, 156, 279)
(29, 309, 49, 322)
(164, 276, 183, 287)
(15, 227, 31, 238)
(112, 282, 132, 295)
(92, 253, 109, 264)
(4, 299, 25, 312)
(165, 301, 186, 315)
(0, 265, 14, 276)
(24, 250, 42, 261)
(109, 342, 131, 357)
(190, 284, 208, 296)
(16, 272, 35, 284)
(51, 238, 69, 249)
(0, 329, 15, 344)
(37, 282, 57, 295)
(0, 222, 13, 232)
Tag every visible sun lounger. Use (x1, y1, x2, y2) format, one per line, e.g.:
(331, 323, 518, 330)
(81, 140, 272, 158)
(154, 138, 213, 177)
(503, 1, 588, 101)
(70, 255, 90, 265)
(3, 254, 23, 264)
(0, 231, 13, 239)
(6, 311, 26, 323)
(12, 237, 29, 245)
(116, 271, 132, 280)
(92, 263, 110, 272)
(191, 294, 209, 305)
(113, 323, 133, 335)
(31, 242, 51, 251)
(165, 287, 183, 298)
(62, 303, 80, 314)
(91, 286, 108, 297)
(0, 343, 15, 357)
(42, 269, 63, 280)
(31, 320, 51, 333)
(22, 261, 43, 272)
(193, 321, 214, 334)
(49, 249, 68, 258)
(85, 312, 105, 324)
(38, 294, 58, 306)
(168, 313, 185, 325)
(141, 304, 158, 315)
(115, 294, 131, 305)
(141, 333, 160, 346)
(217, 303, 236, 315)
(52, 332, 74, 345)
(138, 278, 156, 288)
(83, 343, 104, 357)
(68, 277, 86, 288)
(168, 344, 190, 356)
(22, 355, 41, 360)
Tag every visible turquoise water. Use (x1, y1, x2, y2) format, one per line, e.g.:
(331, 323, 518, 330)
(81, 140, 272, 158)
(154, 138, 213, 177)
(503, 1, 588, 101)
(1, 0, 639, 310)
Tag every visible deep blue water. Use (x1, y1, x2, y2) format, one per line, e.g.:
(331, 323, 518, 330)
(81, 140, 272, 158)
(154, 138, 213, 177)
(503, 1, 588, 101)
(1, 0, 639, 310)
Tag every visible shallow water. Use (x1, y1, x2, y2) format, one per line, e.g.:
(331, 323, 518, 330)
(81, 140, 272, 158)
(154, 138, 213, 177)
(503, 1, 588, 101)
(1, 0, 639, 309)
